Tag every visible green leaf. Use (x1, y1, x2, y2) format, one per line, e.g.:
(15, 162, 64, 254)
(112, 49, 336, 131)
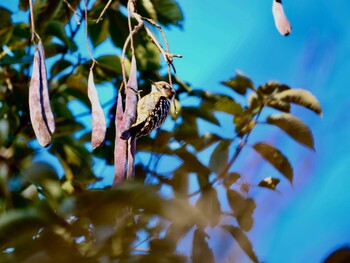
(192, 228, 215, 263)
(274, 89, 322, 116)
(266, 98, 291, 112)
(96, 55, 123, 75)
(226, 190, 256, 231)
(141, 0, 158, 20)
(54, 118, 85, 137)
(174, 147, 211, 186)
(214, 97, 243, 115)
(253, 142, 293, 183)
(182, 106, 220, 126)
(222, 225, 259, 263)
(196, 188, 221, 227)
(209, 140, 230, 175)
(88, 18, 109, 47)
(266, 113, 315, 150)
(153, 0, 183, 27)
(223, 172, 240, 188)
(258, 177, 280, 190)
(50, 59, 73, 76)
(108, 10, 129, 48)
(258, 81, 290, 95)
(221, 71, 254, 95)
(46, 21, 77, 52)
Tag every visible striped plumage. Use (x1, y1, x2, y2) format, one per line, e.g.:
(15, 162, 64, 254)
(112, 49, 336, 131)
(121, 81, 175, 139)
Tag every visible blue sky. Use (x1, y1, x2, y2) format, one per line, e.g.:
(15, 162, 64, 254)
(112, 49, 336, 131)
(169, 0, 350, 262)
(3, 0, 350, 262)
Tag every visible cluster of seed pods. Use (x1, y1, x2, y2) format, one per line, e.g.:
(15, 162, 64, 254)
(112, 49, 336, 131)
(29, 41, 106, 148)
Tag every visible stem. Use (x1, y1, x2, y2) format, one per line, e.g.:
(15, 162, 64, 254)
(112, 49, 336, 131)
(95, 0, 112, 23)
(83, 0, 97, 70)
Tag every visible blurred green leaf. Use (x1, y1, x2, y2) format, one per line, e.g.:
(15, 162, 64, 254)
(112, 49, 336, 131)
(46, 21, 77, 52)
(192, 228, 215, 263)
(153, 0, 183, 27)
(209, 140, 230, 175)
(182, 106, 220, 126)
(253, 142, 293, 183)
(258, 177, 280, 190)
(196, 188, 221, 227)
(223, 172, 240, 188)
(267, 113, 315, 150)
(274, 89, 322, 116)
(226, 189, 255, 231)
(88, 18, 110, 47)
(221, 71, 254, 95)
(222, 225, 259, 263)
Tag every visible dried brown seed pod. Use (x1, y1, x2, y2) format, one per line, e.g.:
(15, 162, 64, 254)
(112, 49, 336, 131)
(88, 70, 106, 149)
(29, 41, 55, 147)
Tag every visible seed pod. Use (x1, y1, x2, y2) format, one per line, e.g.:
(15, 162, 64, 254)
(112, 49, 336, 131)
(272, 0, 292, 36)
(88, 70, 106, 149)
(38, 41, 55, 134)
(29, 41, 54, 147)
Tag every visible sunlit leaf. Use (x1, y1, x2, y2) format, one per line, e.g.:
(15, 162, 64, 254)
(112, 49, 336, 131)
(222, 225, 259, 263)
(274, 89, 322, 116)
(192, 228, 215, 263)
(214, 97, 243, 115)
(221, 71, 254, 95)
(253, 142, 293, 183)
(258, 177, 280, 190)
(267, 113, 315, 150)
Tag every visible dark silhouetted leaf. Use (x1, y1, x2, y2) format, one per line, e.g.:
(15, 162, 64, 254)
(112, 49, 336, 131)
(154, 0, 183, 27)
(274, 89, 322, 116)
(209, 140, 231, 175)
(267, 113, 315, 150)
(221, 71, 254, 95)
(258, 177, 280, 190)
(182, 106, 220, 126)
(46, 21, 77, 52)
(258, 81, 290, 95)
(222, 225, 259, 263)
(253, 142, 293, 183)
(192, 228, 215, 263)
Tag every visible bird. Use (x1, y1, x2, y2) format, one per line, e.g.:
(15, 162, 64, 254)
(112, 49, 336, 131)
(120, 80, 175, 140)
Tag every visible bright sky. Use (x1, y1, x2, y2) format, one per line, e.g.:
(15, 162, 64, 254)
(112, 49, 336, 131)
(170, 0, 350, 262)
(4, 0, 350, 262)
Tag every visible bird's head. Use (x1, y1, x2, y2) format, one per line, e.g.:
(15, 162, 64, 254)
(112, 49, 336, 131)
(150, 80, 175, 101)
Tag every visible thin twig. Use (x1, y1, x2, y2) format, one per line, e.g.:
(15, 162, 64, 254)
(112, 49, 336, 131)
(63, 0, 81, 24)
(127, 0, 135, 56)
(121, 22, 143, 89)
(28, 0, 40, 43)
(141, 16, 175, 84)
(83, 0, 97, 70)
(95, 0, 112, 23)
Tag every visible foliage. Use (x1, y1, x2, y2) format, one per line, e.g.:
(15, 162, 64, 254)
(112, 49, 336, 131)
(0, 1, 321, 262)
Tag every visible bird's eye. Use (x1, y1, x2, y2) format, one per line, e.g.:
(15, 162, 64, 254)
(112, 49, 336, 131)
(163, 84, 167, 89)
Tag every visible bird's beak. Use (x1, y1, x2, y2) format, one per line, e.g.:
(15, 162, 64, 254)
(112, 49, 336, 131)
(148, 79, 155, 85)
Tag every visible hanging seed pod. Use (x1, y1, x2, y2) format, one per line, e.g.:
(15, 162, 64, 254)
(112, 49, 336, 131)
(29, 41, 55, 147)
(38, 41, 55, 134)
(88, 70, 106, 149)
(272, 0, 292, 36)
